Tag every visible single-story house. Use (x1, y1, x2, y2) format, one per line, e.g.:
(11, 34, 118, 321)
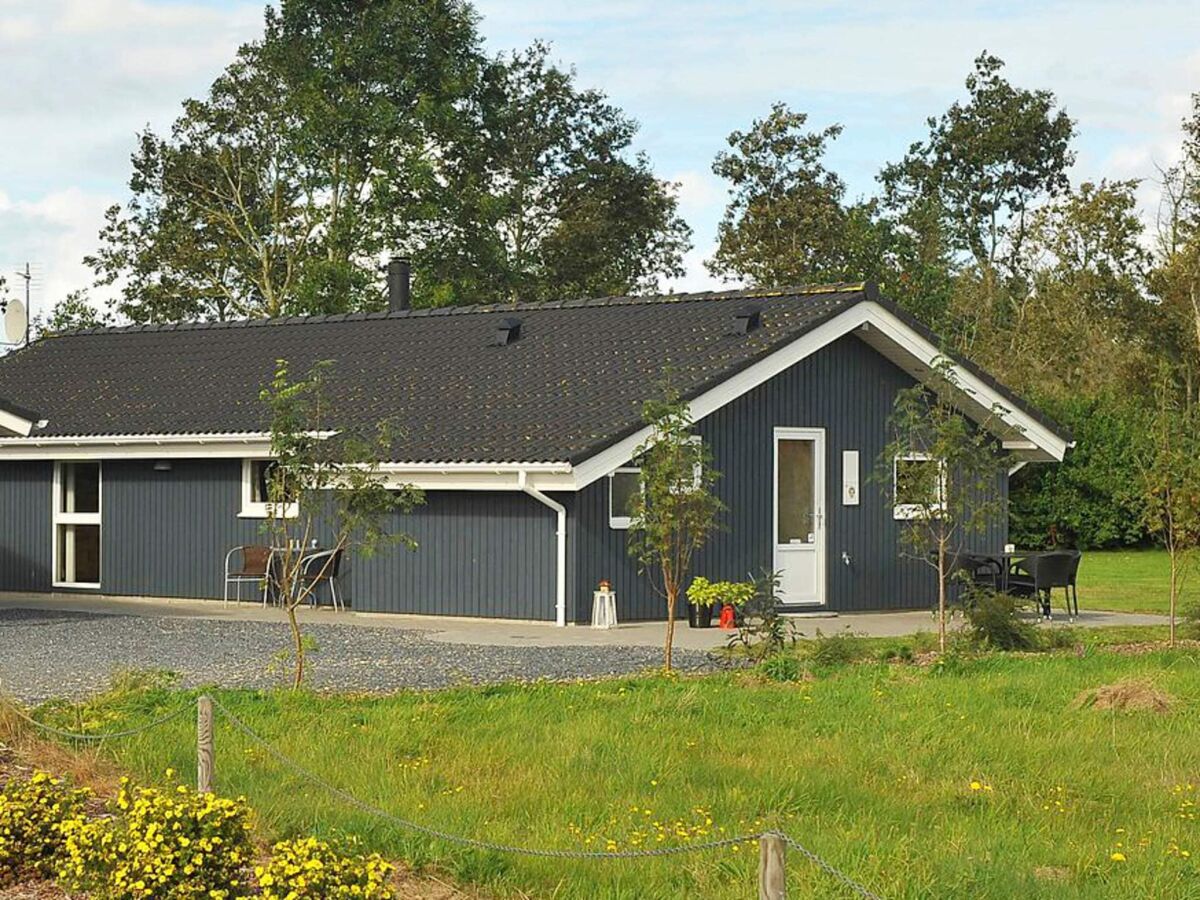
(0, 281, 1070, 624)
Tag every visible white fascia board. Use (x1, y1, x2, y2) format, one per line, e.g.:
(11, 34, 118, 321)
(0, 408, 35, 437)
(571, 301, 1069, 490)
(378, 466, 574, 492)
(0, 431, 335, 461)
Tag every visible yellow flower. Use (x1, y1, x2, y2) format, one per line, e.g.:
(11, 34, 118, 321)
(969, 781, 983, 792)
(1111, 852, 1126, 862)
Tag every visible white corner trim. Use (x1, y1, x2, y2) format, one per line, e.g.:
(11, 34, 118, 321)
(571, 301, 1069, 489)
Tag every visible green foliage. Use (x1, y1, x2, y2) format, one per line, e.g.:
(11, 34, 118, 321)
(57, 777, 253, 899)
(261, 359, 424, 687)
(963, 589, 1039, 651)
(626, 386, 724, 671)
(708, 103, 850, 285)
(31, 290, 113, 339)
(725, 571, 799, 660)
(256, 837, 395, 899)
(880, 52, 1075, 275)
(757, 653, 804, 683)
(0, 771, 90, 882)
(88, 5, 688, 321)
(807, 629, 871, 667)
(879, 359, 1009, 651)
(1010, 394, 1150, 549)
(685, 577, 754, 610)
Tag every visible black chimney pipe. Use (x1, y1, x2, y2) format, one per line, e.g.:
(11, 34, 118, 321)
(387, 256, 411, 312)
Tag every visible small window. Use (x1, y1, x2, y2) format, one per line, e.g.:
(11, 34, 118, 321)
(609, 468, 641, 529)
(240, 459, 299, 519)
(893, 454, 946, 520)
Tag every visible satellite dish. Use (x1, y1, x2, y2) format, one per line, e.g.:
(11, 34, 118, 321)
(4, 299, 27, 344)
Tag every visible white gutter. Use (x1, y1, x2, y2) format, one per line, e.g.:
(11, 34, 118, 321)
(518, 469, 567, 627)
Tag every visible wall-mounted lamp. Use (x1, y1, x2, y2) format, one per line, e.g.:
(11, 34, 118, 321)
(841, 551, 852, 567)
(153, 460, 172, 472)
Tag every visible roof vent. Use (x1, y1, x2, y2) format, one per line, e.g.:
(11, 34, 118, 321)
(493, 317, 523, 346)
(729, 306, 762, 336)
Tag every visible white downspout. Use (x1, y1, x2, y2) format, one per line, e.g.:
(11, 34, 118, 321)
(519, 470, 567, 627)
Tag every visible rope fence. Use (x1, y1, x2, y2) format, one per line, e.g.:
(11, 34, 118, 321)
(3, 695, 885, 900)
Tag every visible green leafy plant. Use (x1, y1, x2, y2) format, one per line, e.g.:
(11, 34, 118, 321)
(626, 386, 725, 671)
(256, 836, 395, 899)
(963, 588, 1038, 651)
(725, 571, 799, 659)
(0, 771, 90, 882)
(261, 359, 424, 688)
(57, 776, 253, 899)
(758, 653, 804, 683)
(808, 629, 871, 667)
(686, 577, 754, 609)
(878, 358, 1009, 653)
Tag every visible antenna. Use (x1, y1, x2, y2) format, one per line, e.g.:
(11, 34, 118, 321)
(1, 263, 32, 347)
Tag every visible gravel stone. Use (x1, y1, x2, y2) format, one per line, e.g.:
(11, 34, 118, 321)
(0, 608, 721, 704)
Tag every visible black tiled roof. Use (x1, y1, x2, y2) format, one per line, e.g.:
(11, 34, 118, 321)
(0, 283, 1065, 463)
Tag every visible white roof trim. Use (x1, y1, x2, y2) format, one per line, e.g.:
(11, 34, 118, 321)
(0, 407, 36, 437)
(570, 301, 1069, 490)
(0, 431, 335, 461)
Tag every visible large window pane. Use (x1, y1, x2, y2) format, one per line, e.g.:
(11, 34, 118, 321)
(778, 439, 815, 543)
(609, 470, 641, 527)
(61, 462, 100, 514)
(56, 524, 100, 584)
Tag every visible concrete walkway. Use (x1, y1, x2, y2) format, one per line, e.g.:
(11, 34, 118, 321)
(0, 591, 1170, 652)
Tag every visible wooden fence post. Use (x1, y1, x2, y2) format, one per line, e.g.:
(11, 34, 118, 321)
(758, 832, 786, 900)
(197, 695, 214, 794)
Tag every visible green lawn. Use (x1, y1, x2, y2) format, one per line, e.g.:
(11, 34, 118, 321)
(1078, 549, 1181, 615)
(39, 642, 1200, 900)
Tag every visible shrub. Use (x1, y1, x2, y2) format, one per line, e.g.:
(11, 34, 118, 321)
(57, 776, 253, 899)
(256, 836, 395, 899)
(686, 577, 755, 609)
(808, 629, 869, 667)
(726, 571, 799, 659)
(758, 653, 804, 682)
(0, 771, 91, 882)
(964, 590, 1038, 651)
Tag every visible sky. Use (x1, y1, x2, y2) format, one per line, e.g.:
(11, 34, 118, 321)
(0, 0, 1197, 319)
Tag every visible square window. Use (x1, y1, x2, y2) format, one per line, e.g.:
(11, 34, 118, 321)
(893, 454, 946, 519)
(609, 469, 641, 529)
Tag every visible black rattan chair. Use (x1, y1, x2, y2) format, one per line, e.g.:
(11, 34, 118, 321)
(297, 548, 346, 611)
(1007, 551, 1078, 620)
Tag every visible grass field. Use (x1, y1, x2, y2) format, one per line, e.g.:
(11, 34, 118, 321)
(30, 633, 1200, 900)
(1078, 549, 1183, 615)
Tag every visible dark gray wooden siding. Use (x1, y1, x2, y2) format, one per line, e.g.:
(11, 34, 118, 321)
(569, 333, 1009, 621)
(348, 490, 556, 620)
(0, 461, 52, 592)
(1, 458, 556, 619)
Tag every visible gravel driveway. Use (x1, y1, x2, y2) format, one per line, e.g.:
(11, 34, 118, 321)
(0, 608, 720, 704)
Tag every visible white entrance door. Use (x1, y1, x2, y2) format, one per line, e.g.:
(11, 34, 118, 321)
(773, 428, 825, 606)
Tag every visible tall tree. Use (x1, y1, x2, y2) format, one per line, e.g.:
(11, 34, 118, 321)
(424, 43, 690, 305)
(1149, 93, 1200, 405)
(707, 103, 867, 286)
(87, 3, 687, 321)
(880, 52, 1076, 279)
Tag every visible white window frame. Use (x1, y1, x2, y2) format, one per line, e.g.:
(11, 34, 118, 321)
(892, 453, 947, 520)
(239, 459, 299, 519)
(608, 467, 642, 530)
(52, 461, 102, 589)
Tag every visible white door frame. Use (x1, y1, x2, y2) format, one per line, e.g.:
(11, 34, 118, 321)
(772, 427, 826, 606)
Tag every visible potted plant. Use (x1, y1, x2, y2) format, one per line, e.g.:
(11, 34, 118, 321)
(686, 577, 755, 629)
(685, 577, 719, 628)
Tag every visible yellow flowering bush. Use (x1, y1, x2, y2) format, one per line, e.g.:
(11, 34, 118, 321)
(255, 836, 394, 899)
(0, 771, 91, 881)
(57, 776, 253, 899)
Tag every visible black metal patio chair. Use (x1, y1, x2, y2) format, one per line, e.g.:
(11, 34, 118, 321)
(1006, 551, 1079, 621)
(297, 548, 347, 611)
